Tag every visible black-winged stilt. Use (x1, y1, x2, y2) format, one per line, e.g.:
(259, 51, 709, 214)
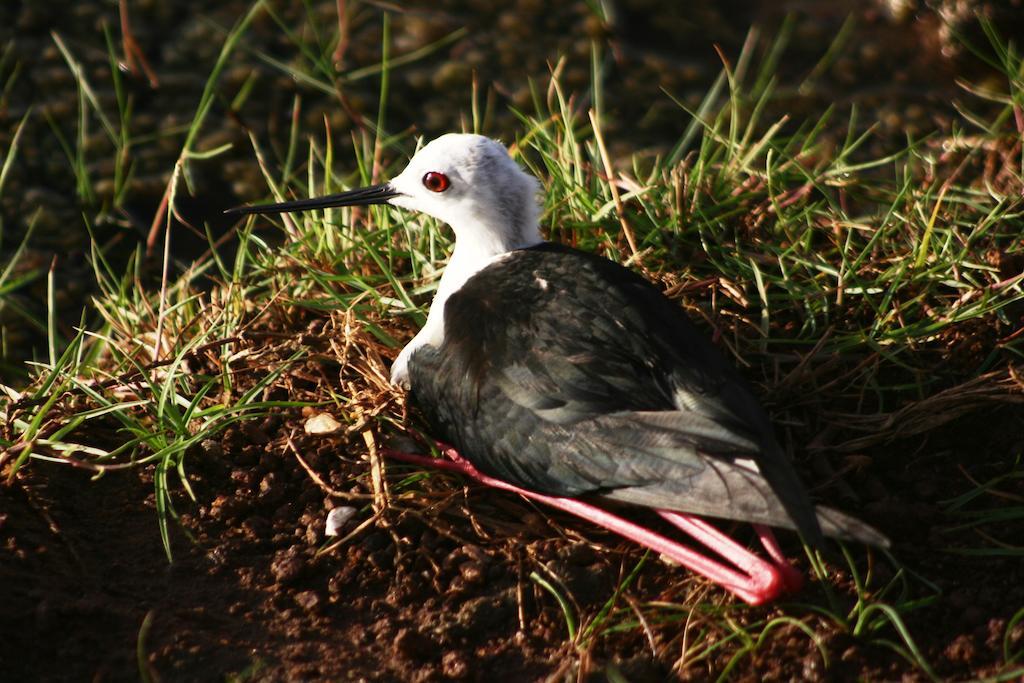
(227, 134, 888, 604)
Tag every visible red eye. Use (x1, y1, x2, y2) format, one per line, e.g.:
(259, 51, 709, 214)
(422, 171, 450, 193)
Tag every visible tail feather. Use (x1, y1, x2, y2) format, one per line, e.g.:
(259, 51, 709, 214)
(601, 456, 889, 548)
(815, 505, 890, 548)
(589, 411, 830, 545)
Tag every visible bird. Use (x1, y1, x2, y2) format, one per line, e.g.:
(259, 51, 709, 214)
(226, 133, 888, 604)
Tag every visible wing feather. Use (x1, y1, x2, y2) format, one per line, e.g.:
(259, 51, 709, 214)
(409, 243, 883, 546)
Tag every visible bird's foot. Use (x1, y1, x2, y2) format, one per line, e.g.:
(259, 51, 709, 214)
(655, 512, 804, 603)
(381, 444, 804, 605)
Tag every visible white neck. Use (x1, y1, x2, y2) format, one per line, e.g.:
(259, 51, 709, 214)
(387, 191, 544, 389)
(389, 215, 543, 387)
(450, 210, 544, 263)
(430, 213, 543, 324)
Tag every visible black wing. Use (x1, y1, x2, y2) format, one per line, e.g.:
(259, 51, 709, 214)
(409, 243, 880, 545)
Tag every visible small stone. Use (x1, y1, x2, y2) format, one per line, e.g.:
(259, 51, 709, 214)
(270, 549, 307, 584)
(294, 590, 321, 612)
(325, 507, 357, 536)
(304, 412, 343, 435)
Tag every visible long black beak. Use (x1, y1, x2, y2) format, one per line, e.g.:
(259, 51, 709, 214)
(224, 183, 400, 216)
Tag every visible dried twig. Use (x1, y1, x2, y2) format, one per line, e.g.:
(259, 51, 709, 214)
(589, 109, 638, 259)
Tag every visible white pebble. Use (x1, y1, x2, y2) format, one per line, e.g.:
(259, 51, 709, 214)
(325, 506, 357, 536)
(304, 412, 342, 435)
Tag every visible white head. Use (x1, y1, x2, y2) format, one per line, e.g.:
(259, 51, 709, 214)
(228, 133, 544, 259)
(388, 134, 543, 255)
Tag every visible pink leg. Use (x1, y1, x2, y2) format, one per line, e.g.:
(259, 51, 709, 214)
(656, 511, 788, 604)
(382, 446, 803, 606)
(754, 524, 805, 593)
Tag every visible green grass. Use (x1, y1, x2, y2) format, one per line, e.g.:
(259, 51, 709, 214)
(2, 4, 1024, 680)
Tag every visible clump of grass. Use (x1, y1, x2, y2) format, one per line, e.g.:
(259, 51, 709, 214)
(2, 5, 1024, 680)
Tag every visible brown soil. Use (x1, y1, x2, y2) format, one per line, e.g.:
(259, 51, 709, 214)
(2, 394, 1023, 681)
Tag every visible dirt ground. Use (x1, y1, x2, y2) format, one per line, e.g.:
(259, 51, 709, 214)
(3, 387, 1022, 681)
